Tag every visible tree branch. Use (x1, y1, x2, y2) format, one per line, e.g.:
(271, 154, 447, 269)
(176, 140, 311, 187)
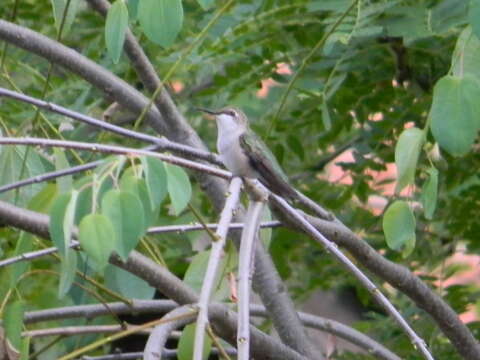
(194, 177, 242, 360)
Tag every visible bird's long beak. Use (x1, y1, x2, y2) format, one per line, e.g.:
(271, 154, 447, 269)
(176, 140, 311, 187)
(195, 107, 219, 115)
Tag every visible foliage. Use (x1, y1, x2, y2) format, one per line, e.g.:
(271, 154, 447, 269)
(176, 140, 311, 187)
(0, 0, 479, 359)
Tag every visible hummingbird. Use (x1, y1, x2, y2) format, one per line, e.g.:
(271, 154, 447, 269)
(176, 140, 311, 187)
(198, 107, 297, 199)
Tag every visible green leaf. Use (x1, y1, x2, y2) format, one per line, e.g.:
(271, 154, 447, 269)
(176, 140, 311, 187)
(127, 0, 139, 20)
(58, 249, 78, 298)
(196, 0, 215, 10)
(469, 0, 480, 38)
(395, 127, 424, 192)
(79, 214, 117, 271)
(178, 323, 212, 360)
(429, 75, 480, 156)
(138, 0, 183, 48)
(28, 183, 58, 214)
(287, 135, 305, 160)
(0, 146, 45, 206)
(9, 232, 34, 287)
(452, 26, 480, 80)
(421, 167, 439, 220)
(50, 0, 79, 35)
(120, 173, 154, 227)
(141, 156, 167, 209)
(383, 200, 416, 252)
(4, 301, 24, 352)
(101, 190, 145, 260)
(321, 101, 332, 131)
(105, 0, 129, 64)
(54, 148, 72, 193)
(49, 193, 71, 256)
(165, 163, 191, 215)
(104, 265, 155, 299)
(183, 250, 210, 292)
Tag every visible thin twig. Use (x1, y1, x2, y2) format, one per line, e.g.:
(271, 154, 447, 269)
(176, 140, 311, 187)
(193, 178, 242, 360)
(144, 306, 197, 360)
(0, 221, 282, 269)
(0, 87, 221, 165)
(0, 137, 230, 179)
(237, 197, 267, 360)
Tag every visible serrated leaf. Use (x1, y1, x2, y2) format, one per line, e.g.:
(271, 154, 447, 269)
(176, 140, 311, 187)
(165, 164, 191, 215)
(102, 190, 145, 260)
(383, 200, 416, 252)
(141, 156, 167, 209)
(421, 167, 439, 220)
(395, 127, 424, 192)
(430, 75, 480, 156)
(4, 301, 24, 352)
(104, 265, 155, 299)
(138, 0, 183, 48)
(105, 0, 129, 64)
(79, 214, 117, 270)
(177, 323, 212, 360)
(50, 0, 79, 35)
(54, 148, 72, 193)
(197, 0, 215, 10)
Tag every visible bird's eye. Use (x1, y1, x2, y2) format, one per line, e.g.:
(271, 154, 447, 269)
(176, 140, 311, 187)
(227, 110, 236, 117)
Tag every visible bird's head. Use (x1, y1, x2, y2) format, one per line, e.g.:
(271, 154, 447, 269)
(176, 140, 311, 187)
(197, 106, 248, 130)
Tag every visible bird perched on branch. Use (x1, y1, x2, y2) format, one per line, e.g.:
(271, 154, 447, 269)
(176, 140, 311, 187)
(198, 107, 297, 199)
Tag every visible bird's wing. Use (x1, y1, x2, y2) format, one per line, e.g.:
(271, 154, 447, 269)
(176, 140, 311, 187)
(239, 131, 296, 198)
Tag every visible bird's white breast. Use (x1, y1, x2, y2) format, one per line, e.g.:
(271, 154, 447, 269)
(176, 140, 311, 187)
(216, 115, 255, 177)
